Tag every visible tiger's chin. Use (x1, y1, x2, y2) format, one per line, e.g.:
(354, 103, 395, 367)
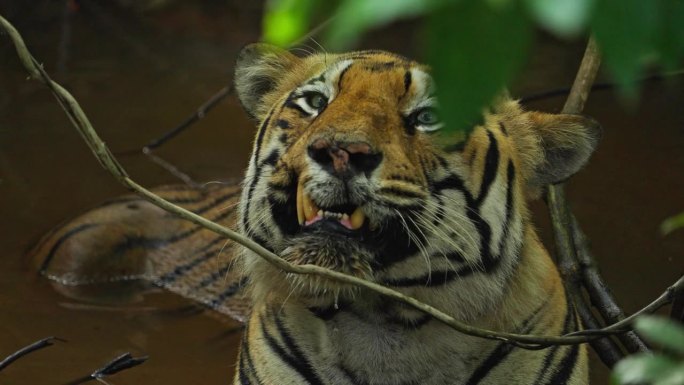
(244, 231, 376, 308)
(278, 233, 374, 305)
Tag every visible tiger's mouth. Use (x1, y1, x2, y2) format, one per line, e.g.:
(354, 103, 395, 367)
(296, 178, 366, 232)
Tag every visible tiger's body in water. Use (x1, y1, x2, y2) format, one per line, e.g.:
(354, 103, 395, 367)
(33, 46, 600, 384)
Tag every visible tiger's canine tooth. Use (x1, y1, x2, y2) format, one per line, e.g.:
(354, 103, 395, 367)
(297, 179, 320, 223)
(297, 180, 304, 225)
(350, 207, 365, 230)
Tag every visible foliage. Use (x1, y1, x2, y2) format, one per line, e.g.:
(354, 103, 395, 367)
(661, 211, 684, 236)
(262, 0, 684, 135)
(612, 316, 684, 385)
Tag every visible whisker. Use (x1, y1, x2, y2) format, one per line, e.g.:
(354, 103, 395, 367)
(394, 209, 431, 281)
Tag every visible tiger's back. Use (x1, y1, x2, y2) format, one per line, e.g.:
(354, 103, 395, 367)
(31, 183, 250, 321)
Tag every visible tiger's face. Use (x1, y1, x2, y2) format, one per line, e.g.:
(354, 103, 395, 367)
(234, 44, 599, 311)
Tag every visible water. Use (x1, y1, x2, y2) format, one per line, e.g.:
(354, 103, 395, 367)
(1, 2, 682, 383)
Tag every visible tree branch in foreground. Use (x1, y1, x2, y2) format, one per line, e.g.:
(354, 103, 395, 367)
(544, 36, 652, 365)
(64, 352, 148, 385)
(2, 14, 681, 350)
(0, 337, 65, 372)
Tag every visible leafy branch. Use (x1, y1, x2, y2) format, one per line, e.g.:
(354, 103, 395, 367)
(1, 13, 682, 351)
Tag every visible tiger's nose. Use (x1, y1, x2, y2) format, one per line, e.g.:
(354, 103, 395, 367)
(307, 138, 382, 177)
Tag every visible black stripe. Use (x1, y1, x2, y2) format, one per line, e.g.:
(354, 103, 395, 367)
(238, 345, 252, 385)
(431, 174, 468, 195)
(403, 70, 412, 93)
(464, 297, 548, 385)
(38, 223, 100, 273)
(496, 161, 516, 258)
(532, 298, 575, 384)
(272, 311, 325, 385)
(537, 304, 580, 385)
(266, 181, 292, 192)
(260, 312, 324, 385)
(260, 149, 280, 167)
(108, 204, 234, 260)
(107, 235, 166, 258)
(307, 73, 326, 85)
(378, 187, 424, 199)
(156, 237, 228, 284)
(284, 99, 309, 117)
(499, 121, 509, 136)
(193, 261, 243, 290)
(240, 322, 263, 385)
(276, 119, 290, 129)
(242, 109, 274, 234)
(209, 276, 249, 308)
(337, 62, 353, 91)
(193, 189, 241, 216)
(545, 337, 579, 384)
(435, 154, 450, 169)
(475, 130, 500, 207)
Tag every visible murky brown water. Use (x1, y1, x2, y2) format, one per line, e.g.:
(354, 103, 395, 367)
(1, 2, 682, 384)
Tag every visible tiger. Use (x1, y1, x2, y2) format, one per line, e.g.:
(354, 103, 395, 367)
(32, 45, 601, 384)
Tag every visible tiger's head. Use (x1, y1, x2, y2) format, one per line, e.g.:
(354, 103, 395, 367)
(234, 44, 600, 313)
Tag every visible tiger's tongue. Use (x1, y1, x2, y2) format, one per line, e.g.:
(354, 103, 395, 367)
(296, 180, 365, 230)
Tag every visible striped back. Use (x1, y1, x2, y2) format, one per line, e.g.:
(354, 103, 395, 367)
(31, 183, 250, 322)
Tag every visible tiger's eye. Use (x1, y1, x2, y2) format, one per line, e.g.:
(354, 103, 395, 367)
(306, 93, 327, 110)
(416, 109, 438, 125)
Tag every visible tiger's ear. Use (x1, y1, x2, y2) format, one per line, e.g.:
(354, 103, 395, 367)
(234, 43, 300, 118)
(525, 112, 601, 187)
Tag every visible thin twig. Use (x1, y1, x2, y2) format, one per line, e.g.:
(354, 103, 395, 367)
(91, 353, 148, 378)
(143, 85, 233, 151)
(0, 337, 65, 371)
(64, 352, 148, 385)
(545, 36, 650, 359)
(543, 37, 649, 362)
(2, 15, 681, 350)
(520, 68, 684, 104)
(141, 147, 201, 189)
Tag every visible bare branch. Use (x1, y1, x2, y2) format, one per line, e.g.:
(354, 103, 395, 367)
(545, 36, 650, 361)
(64, 352, 148, 385)
(0, 337, 65, 372)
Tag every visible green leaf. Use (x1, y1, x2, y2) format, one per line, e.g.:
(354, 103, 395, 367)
(591, 0, 660, 96)
(263, 0, 316, 47)
(658, 0, 684, 71)
(635, 316, 684, 355)
(427, 0, 532, 135)
(655, 366, 684, 385)
(661, 211, 684, 236)
(611, 354, 681, 385)
(325, 0, 448, 50)
(524, 0, 594, 37)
